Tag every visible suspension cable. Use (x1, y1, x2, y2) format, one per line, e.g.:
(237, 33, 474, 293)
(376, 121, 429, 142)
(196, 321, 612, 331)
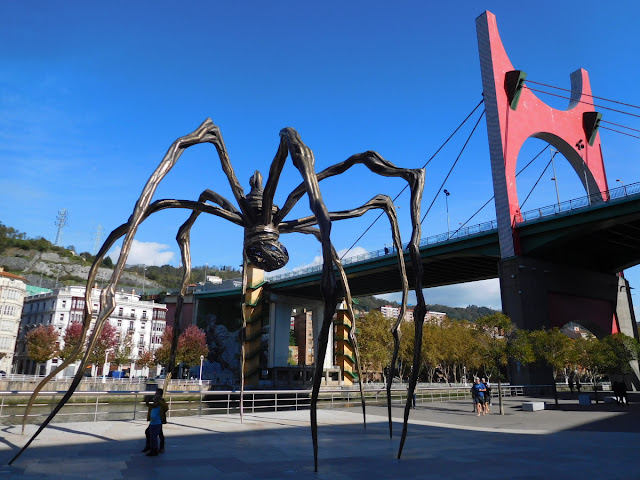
(340, 98, 485, 259)
(520, 158, 553, 210)
(524, 86, 640, 119)
(526, 79, 640, 110)
(451, 145, 551, 232)
(601, 120, 640, 134)
(599, 126, 640, 140)
(420, 111, 485, 225)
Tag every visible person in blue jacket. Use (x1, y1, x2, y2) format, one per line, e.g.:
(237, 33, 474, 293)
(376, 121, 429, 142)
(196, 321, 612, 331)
(472, 378, 486, 416)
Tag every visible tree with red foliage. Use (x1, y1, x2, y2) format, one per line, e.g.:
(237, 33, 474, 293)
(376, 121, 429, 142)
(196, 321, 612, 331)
(26, 325, 59, 364)
(136, 349, 155, 373)
(60, 322, 84, 361)
(154, 325, 208, 368)
(87, 322, 119, 366)
(177, 325, 209, 367)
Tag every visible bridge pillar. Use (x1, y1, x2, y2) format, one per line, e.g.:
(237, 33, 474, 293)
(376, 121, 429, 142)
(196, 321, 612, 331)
(267, 295, 297, 368)
(500, 256, 640, 385)
(311, 303, 334, 371)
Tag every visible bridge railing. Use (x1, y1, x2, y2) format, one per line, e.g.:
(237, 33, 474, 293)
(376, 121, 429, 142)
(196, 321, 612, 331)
(267, 181, 640, 283)
(515, 181, 640, 224)
(0, 384, 556, 425)
(267, 219, 500, 282)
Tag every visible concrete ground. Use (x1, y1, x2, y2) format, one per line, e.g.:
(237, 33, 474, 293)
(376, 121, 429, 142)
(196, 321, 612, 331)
(0, 393, 637, 479)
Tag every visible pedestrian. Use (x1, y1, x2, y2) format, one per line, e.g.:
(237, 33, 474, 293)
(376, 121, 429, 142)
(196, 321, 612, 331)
(613, 380, 629, 405)
(568, 374, 574, 393)
(142, 388, 168, 456)
(575, 377, 581, 393)
(472, 378, 486, 416)
(482, 378, 492, 414)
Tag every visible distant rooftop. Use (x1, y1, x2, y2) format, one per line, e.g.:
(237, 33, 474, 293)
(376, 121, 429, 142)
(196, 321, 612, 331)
(26, 285, 52, 296)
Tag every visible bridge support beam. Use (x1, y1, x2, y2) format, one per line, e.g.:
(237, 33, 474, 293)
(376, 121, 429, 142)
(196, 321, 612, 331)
(499, 256, 640, 386)
(267, 294, 333, 371)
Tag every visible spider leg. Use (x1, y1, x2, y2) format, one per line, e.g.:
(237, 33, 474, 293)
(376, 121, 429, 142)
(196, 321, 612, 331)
(261, 135, 289, 225)
(10, 122, 243, 465)
(283, 194, 409, 438)
(280, 129, 338, 472)
(277, 137, 426, 464)
(164, 190, 244, 389)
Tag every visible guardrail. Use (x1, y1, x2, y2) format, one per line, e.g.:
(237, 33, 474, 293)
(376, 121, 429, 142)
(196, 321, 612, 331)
(515, 181, 640, 224)
(265, 182, 640, 284)
(0, 384, 555, 425)
(0, 374, 211, 386)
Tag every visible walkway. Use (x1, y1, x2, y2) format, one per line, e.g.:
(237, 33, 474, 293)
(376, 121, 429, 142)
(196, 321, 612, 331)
(0, 394, 637, 479)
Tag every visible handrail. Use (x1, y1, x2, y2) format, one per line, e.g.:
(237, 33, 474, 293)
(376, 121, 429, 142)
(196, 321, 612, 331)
(266, 181, 640, 283)
(0, 384, 561, 425)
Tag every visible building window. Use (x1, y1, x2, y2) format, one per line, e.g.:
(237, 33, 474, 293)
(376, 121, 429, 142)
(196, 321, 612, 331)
(59, 313, 64, 322)
(130, 309, 136, 318)
(62, 300, 66, 308)
(118, 307, 123, 317)
(142, 311, 147, 319)
(141, 321, 146, 330)
(117, 320, 121, 327)
(129, 321, 134, 331)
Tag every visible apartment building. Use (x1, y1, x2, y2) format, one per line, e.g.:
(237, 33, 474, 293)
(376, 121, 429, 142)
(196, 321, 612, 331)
(0, 267, 27, 373)
(14, 285, 167, 376)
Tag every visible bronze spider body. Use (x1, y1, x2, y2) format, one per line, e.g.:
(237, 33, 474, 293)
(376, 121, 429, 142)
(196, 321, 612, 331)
(12, 120, 427, 471)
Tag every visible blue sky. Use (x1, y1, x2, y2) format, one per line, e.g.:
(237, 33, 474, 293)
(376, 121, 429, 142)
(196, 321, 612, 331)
(1, 1, 639, 310)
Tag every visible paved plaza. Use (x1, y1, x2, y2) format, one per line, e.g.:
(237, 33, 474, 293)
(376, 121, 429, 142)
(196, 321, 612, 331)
(0, 393, 637, 479)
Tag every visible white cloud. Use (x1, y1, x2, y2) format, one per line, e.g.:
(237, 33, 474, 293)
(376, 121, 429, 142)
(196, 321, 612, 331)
(378, 279, 502, 310)
(108, 239, 176, 266)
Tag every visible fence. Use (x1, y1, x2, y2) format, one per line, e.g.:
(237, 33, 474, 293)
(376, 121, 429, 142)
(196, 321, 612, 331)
(0, 384, 555, 426)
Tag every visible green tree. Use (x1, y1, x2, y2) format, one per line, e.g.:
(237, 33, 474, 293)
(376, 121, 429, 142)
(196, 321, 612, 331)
(530, 328, 575, 381)
(600, 333, 640, 377)
(356, 311, 393, 380)
(573, 336, 605, 383)
(26, 325, 59, 364)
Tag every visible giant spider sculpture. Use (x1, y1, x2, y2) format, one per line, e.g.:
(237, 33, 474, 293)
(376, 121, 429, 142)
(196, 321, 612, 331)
(11, 119, 427, 471)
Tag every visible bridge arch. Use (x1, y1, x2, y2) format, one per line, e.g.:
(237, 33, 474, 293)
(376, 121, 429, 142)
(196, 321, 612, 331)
(477, 11, 609, 256)
(513, 136, 605, 217)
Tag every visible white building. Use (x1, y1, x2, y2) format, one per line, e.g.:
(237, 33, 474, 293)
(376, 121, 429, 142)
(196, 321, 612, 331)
(378, 305, 400, 319)
(14, 285, 167, 377)
(0, 267, 27, 373)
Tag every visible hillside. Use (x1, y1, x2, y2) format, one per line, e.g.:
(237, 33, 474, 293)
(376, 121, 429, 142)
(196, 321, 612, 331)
(354, 295, 500, 322)
(0, 222, 240, 292)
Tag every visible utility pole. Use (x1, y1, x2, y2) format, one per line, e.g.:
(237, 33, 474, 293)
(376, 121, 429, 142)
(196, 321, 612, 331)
(92, 224, 105, 255)
(54, 209, 69, 246)
(550, 149, 561, 209)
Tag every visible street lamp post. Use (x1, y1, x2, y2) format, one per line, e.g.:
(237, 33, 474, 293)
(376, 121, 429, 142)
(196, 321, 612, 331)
(617, 179, 627, 196)
(550, 149, 561, 210)
(443, 189, 451, 239)
(102, 349, 111, 384)
(199, 355, 204, 386)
